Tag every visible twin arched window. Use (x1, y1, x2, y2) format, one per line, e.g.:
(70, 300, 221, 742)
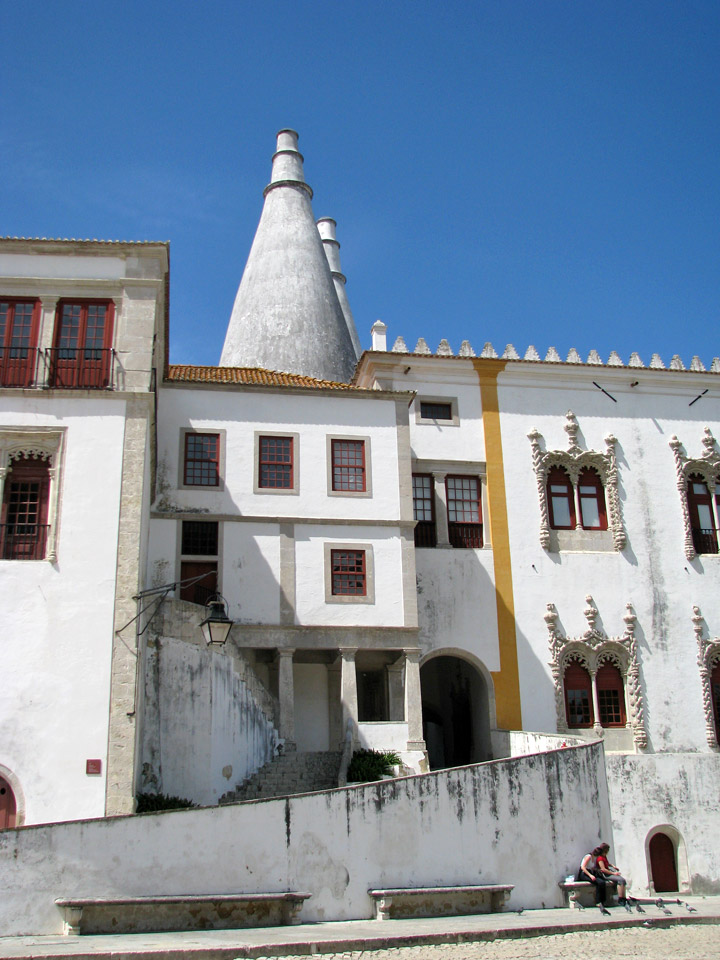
(686, 474, 719, 555)
(548, 466, 607, 531)
(563, 659, 626, 728)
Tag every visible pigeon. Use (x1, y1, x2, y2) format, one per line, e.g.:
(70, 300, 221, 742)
(635, 903, 646, 914)
(516, 907, 524, 915)
(624, 901, 633, 913)
(642, 918, 655, 928)
(684, 902, 697, 913)
(575, 901, 585, 911)
(598, 903, 611, 916)
(655, 898, 664, 908)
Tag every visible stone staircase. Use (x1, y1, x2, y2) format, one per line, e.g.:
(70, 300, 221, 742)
(220, 750, 342, 803)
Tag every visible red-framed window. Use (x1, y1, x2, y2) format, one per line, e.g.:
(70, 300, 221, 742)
(0, 455, 50, 560)
(596, 662, 626, 726)
(412, 473, 437, 547)
(578, 467, 608, 530)
(0, 299, 41, 388)
(711, 661, 720, 744)
(184, 433, 220, 487)
(446, 475, 482, 547)
(687, 474, 718, 554)
(420, 400, 453, 421)
(331, 549, 366, 596)
(564, 661, 593, 727)
(548, 466, 576, 529)
(179, 520, 218, 604)
(50, 300, 115, 388)
(331, 439, 366, 492)
(259, 436, 293, 489)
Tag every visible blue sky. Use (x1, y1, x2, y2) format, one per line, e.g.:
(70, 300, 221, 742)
(3, 1, 719, 369)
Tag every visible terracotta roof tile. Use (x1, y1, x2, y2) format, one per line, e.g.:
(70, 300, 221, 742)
(166, 365, 360, 390)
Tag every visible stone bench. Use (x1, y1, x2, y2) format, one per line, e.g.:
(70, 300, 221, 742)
(368, 884, 514, 921)
(55, 892, 312, 935)
(558, 880, 617, 909)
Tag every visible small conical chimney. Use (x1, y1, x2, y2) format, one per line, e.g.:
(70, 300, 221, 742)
(317, 217, 361, 359)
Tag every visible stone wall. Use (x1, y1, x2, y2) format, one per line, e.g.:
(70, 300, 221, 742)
(0, 741, 610, 935)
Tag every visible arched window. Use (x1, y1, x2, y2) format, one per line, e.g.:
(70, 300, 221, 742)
(564, 661, 593, 727)
(1, 454, 51, 560)
(687, 474, 718, 554)
(596, 661, 626, 726)
(0, 776, 17, 829)
(548, 467, 575, 530)
(712, 660, 720, 745)
(578, 467, 608, 530)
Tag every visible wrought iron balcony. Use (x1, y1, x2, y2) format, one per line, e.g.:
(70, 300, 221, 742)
(0, 524, 49, 561)
(692, 527, 719, 555)
(44, 347, 117, 390)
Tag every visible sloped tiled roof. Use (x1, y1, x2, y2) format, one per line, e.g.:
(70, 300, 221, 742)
(166, 364, 361, 390)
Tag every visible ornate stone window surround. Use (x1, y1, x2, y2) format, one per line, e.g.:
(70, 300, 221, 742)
(0, 428, 65, 562)
(669, 427, 720, 561)
(545, 595, 647, 748)
(528, 411, 626, 552)
(692, 605, 720, 750)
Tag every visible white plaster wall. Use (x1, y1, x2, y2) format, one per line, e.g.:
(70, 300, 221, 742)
(0, 400, 127, 824)
(357, 722, 409, 752)
(141, 636, 277, 806)
(497, 369, 720, 752)
(155, 387, 402, 521)
(0, 742, 610, 935)
(0, 254, 126, 280)
(606, 753, 720, 896)
(223, 523, 281, 623)
(294, 664, 330, 751)
(295, 526, 405, 626)
(415, 548, 500, 668)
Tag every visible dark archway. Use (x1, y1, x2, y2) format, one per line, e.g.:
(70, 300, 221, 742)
(420, 655, 492, 769)
(0, 776, 16, 829)
(650, 833, 678, 892)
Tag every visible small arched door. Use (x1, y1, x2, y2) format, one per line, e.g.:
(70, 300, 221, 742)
(0, 776, 17, 829)
(650, 833, 678, 892)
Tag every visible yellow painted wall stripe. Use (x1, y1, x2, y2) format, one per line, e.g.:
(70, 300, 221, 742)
(473, 358, 522, 730)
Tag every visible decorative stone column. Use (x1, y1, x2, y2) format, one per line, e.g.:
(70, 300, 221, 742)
(339, 648, 358, 741)
(433, 473, 451, 547)
(327, 658, 342, 748)
(37, 297, 59, 387)
(589, 669, 603, 736)
(275, 648, 296, 750)
(404, 649, 426, 750)
(386, 660, 405, 722)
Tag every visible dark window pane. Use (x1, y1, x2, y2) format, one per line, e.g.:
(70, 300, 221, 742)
(331, 549, 366, 595)
(181, 520, 218, 556)
(420, 401, 453, 420)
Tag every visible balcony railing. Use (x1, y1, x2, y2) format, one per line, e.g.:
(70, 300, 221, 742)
(692, 527, 719, 555)
(0, 524, 49, 560)
(44, 347, 117, 390)
(449, 522, 483, 549)
(0, 347, 41, 388)
(414, 520, 437, 548)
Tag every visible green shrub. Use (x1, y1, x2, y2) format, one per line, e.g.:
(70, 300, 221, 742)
(135, 792, 197, 813)
(347, 749, 402, 783)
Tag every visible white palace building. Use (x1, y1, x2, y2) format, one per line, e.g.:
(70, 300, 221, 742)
(1, 130, 719, 934)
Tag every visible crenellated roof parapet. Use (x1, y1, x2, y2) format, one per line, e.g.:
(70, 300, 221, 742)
(381, 336, 720, 373)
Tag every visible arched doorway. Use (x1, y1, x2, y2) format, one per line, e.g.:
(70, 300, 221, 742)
(420, 654, 493, 769)
(0, 776, 17, 829)
(649, 833, 678, 893)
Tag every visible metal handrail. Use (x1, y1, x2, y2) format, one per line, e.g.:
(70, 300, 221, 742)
(0, 523, 49, 560)
(44, 347, 117, 390)
(692, 527, 718, 555)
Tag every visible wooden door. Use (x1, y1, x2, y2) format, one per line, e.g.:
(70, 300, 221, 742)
(0, 777, 16, 829)
(650, 833, 678, 892)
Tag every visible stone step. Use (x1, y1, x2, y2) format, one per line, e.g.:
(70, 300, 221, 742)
(220, 751, 342, 804)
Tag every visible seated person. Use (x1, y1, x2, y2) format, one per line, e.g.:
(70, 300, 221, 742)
(596, 842, 628, 904)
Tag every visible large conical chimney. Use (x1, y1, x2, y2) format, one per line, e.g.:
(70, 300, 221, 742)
(317, 217, 361, 359)
(220, 130, 358, 382)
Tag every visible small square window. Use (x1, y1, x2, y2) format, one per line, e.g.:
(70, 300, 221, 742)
(259, 436, 293, 489)
(184, 433, 220, 487)
(181, 520, 218, 556)
(331, 549, 366, 595)
(420, 401, 452, 420)
(330, 438, 368, 493)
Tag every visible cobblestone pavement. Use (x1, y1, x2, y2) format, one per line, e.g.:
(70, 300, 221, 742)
(254, 924, 720, 960)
